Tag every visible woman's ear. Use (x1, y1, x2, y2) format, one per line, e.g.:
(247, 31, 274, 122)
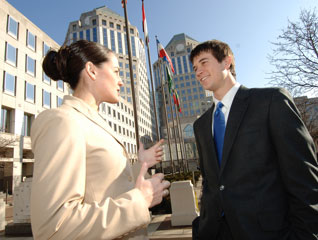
(85, 61, 97, 81)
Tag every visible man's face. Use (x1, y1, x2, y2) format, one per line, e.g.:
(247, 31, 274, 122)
(192, 51, 228, 92)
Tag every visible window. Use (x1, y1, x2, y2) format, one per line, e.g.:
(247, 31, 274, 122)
(183, 56, 188, 73)
(23, 113, 33, 136)
(172, 58, 176, 74)
(42, 90, 51, 108)
(117, 24, 121, 30)
(43, 42, 50, 56)
(92, 19, 96, 25)
(43, 71, 51, 84)
(5, 42, 17, 66)
(57, 96, 63, 107)
(3, 72, 16, 95)
(72, 32, 77, 43)
(26, 55, 36, 76)
(124, 34, 128, 54)
(25, 82, 35, 103)
(177, 57, 182, 74)
(117, 32, 123, 54)
(57, 80, 64, 91)
(72, 24, 76, 31)
(7, 16, 19, 39)
(0, 107, 13, 133)
(93, 28, 97, 42)
(130, 36, 136, 57)
(110, 30, 115, 51)
(27, 30, 36, 51)
(103, 28, 108, 47)
(79, 31, 84, 40)
(86, 29, 90, 41)
(130, 28, 134, 34)
(110, 22, 114, 28)
(102, 20, 107, 26)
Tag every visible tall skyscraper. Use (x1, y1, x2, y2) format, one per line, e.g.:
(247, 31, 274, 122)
(153, 33, 212, 160)
(64, 6, 156, 159)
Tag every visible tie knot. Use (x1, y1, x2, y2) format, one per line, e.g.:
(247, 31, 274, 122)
(216, 102, 223, 110)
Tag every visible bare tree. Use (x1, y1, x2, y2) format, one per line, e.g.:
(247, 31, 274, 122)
(294, 96, 318, 146)
(0, 136, 17, 172)
(268, 8, 318, 96)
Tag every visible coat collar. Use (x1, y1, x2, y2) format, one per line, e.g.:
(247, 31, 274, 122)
(62, 95, 129, 157)
(197, 103, 220, 177)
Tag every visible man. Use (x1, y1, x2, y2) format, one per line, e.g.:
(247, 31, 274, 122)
(190, 40, 318, 240)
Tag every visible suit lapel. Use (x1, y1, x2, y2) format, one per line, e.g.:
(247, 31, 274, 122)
(200, 104, 220, 176)
(220, 86, 250, 175)
(63, 96, 129, 157)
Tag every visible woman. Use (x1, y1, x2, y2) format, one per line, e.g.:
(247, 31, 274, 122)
(30, 40, 170, 239)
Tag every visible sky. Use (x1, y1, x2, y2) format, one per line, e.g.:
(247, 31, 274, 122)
(6, 0, 318, 95)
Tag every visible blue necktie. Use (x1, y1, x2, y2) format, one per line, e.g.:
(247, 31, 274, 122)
(214, 102, 225, 166)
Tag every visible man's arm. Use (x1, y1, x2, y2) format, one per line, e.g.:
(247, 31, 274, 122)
(269, 88, 318, 239)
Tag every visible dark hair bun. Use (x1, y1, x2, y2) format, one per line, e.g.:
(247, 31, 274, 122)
(42, 47, 70, 83)
(42, 50, 61, 81)
(42, 40, 113, 90)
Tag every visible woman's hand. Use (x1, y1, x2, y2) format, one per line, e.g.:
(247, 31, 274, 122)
(138, 139, 164, 168)
(135, 163, 170, 208)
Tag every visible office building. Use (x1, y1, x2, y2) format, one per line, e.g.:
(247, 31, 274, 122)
(0, 0, 71, 193)
(64, 6, 156, 157)
(153, 33, 212, 160)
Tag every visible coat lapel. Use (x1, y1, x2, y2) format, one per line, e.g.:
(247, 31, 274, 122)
(62, 96, 129, 157)
(200, 104, 220, 176)
(220, 86, 250, 175)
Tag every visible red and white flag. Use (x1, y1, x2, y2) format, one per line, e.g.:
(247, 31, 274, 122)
(142, 0, 149, 43)
(121, 0, 127, 8)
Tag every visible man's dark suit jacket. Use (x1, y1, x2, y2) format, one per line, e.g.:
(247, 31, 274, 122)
(193, 86, 318, 240)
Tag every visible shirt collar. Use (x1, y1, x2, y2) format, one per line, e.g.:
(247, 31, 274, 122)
(213, 82, 241, 111)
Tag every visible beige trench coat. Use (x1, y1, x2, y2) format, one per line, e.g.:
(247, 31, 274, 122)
(30, 96, 150, 240)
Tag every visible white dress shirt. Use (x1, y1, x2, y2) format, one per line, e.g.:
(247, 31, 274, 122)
(212, 82, 241, 135)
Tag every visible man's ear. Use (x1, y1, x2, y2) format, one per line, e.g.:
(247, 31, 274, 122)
(224, 55, 232, 70)
(85, 61, 97, 80)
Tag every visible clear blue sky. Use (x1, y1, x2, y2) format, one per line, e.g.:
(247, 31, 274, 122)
(6, 0, 318, 95)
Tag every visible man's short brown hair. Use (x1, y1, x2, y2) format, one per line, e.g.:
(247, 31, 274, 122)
(190, 40, 236, 78)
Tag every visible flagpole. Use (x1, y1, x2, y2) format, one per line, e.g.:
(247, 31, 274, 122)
(174, 102, 187, 172)
(123, 0, 140, 151)
(142, 0, 163, 172)
(156, 56, 175, 175)
(164, 67, 182, 173)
